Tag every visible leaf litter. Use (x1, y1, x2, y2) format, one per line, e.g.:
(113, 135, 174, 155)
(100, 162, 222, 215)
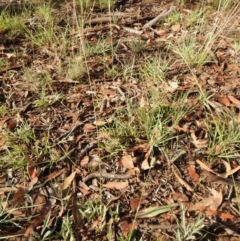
(1, 0, 240, 240)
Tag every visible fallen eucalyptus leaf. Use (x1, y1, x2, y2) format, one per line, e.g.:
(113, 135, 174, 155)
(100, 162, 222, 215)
(136, 203, 179, 218)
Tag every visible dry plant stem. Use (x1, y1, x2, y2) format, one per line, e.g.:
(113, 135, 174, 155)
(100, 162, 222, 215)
(82, 171, 132, 183)
(77, 142, 97, 161)
(85, 12, 132, 25)
(143, 6, 176, 29)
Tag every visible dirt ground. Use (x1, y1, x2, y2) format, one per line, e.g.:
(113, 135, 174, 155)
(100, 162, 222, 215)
(1, 0, 240, 240)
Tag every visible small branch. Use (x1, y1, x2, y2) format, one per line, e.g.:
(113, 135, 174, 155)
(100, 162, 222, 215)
(143, 6, 176, 29)
(82, 171, 132, 183)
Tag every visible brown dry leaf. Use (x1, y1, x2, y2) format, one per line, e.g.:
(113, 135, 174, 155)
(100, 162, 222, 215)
(205, 210, 235, 220)
(97, 131, 110, 139)
(221, 160, 240, 178)
(138, 95, 147, 108)
(12, 187, 26, 207)
(80, 155, 89, 167)
(7, 118, 17, 131)
(127, 167, 139, 176)
(209, 188, 223, 210)
(187, 166, 199, 183)
(28, 177, 38, 190)
(171, 23, 181, 31)
(78, 187, 90, 195)
(191, 131, 208, 149)
(127, 143, 149, 152)
(83, 123, 96, 133)
(190, 188, 222, 211)
(121, 155, 134, 169)
(174, 125, 189, 133)
(103, 181, 128, 190)
(227, 64, 240, 72)
(228, 95, 240, 107)
(173, 170, 193, 192)
(24, 225, 33, 238)
(45, 168, 66, 182)
(207, 100, 224, 113)
(216, 96, 231, 106)
(196, 159, 217, 175)
(31, 193, 46, 215)
(93, 120, 107, 126)
(155, 29, 168, 36)
(119, 220, 137, 236)
(141, 146, 152, 170)
(129, 197, 148, 211)
(27, 164, 37, 179)
(172, 192, 189, 202)
(62, 171, 76, 190)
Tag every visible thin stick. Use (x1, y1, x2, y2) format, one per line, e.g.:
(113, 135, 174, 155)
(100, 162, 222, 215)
(82, 171, 132, 183)
(143, 6, 176, 29)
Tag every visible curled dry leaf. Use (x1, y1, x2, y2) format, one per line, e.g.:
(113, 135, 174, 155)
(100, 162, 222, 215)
(228, 95, 240, 107)
(221, 160, 240, 178)
(196, 159, 217, 174)
(187, 166, 199, 183)
(103, 181, 128, 190)
(172, 192, 189, 203)
(121, 155, 134, 169)
(141, 146, 152, 170)
(62, 171, 76, 190)
(80, 155, 89, 167)
(216, 96, 231, 106)
(93, 120, 107, 126)
(189, 188, 222, 212)
(197, 159, 240, 180)
(171, 23, 181, 31)
(120, 220, 137, 236)
(88, 155, 101, 168)
(27, 164, 37, 179)
(191, 132, 208, 148)
(83, 123, 96, 133)
(28, 177, 38, 190)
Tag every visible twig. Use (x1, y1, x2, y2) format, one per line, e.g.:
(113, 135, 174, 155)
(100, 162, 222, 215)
(84, 12, 132, 25)
(143, 6, 176, 29)
(82, 171, 132, 183)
